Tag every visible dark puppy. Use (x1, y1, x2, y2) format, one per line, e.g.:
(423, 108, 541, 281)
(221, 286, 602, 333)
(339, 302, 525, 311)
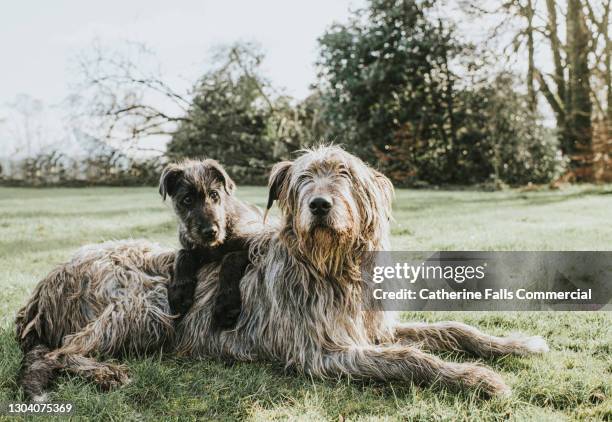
(160, 159, 261, 328)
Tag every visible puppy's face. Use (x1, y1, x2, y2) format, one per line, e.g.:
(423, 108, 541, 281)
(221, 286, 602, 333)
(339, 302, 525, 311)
(160, 159, 236, 249)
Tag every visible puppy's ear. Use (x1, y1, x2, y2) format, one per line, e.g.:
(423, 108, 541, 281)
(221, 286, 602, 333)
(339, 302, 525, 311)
(266, 161, 292, 212)
(159, 164, 183, 200)
(207, 160, 236, 195)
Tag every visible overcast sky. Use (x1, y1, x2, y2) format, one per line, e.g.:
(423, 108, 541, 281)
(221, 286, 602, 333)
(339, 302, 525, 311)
(0, 0, 370, 154)
(0, 0, 365, 108)
(0, 0, 555, 155)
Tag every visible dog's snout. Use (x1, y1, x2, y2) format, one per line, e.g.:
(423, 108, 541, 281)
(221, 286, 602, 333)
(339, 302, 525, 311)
(201, 226, 218, 240)
(309, 197, 332, 216)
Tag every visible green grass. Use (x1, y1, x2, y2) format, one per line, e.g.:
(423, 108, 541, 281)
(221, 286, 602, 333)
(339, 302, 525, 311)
(0, 185, 611, 421)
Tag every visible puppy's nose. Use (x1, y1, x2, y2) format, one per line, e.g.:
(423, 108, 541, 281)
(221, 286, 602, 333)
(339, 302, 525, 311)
(309, 197, 332, 216)
(201, 226, 217, 240)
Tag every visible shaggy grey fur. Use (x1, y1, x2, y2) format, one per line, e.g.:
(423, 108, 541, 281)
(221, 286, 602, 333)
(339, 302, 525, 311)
(16, 146, 548, 400)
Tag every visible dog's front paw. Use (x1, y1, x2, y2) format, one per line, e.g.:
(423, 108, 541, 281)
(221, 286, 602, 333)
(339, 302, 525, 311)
(458, 363, 511, 398)
(172, 296, 194, 316)
(168, 279, 196, 316)
(212, 306, 241, 330)
(522, 335, 549, 354)
(506, 334, 550, 355)
(95, 364, 130, 391)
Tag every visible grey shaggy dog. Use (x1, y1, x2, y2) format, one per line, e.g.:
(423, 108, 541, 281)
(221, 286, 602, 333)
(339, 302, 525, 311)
(16, 146, 548, 401)
(16, 241, 176, 400)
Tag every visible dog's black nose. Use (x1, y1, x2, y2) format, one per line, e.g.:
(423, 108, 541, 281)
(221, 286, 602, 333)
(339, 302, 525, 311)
(309, 197, 332, 216)
(201, 226, 217, 240)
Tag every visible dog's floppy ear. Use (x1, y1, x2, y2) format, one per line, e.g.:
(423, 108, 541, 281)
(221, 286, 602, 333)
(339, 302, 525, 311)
(265, 160, 292, 215)
(373, 169, 394, 202)
(206, 159, 236, 195)
(372, 169, 394, 217)
(159, 164, 183, 200)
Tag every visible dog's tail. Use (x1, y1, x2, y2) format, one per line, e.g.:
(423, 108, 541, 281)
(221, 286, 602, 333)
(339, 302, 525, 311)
(16, 310, 60, 402)
(15, 281, 61, 401)
(18, 345, 61, 402)
(15, 280, 46, 354)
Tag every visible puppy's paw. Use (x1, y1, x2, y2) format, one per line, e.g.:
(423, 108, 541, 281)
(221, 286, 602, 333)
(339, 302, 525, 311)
(168, 279, 196, 315)
(169, 294, 194, 316)
(212, 307, 241, 330)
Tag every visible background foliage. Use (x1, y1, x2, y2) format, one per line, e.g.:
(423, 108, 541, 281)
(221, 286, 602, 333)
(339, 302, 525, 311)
(3, 0, 609, 187)
(163, 0, 579, 186)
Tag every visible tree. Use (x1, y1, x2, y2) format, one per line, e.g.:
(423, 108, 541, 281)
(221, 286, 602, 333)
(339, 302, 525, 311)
(267, 92, 329, 157)
(318, 0, 472, 183)
(71, 40, 325, 183)
(70, 41, 191, 150)
(566, 0, 593, 180)
(460, 74, 565, 186)
(518, 0, 539, 112)
(585, 0, 612, 182)
(537, 0, 567, 147)
(584, 0, 611, 131)
(317, 0, 564, 185)
(166, 43, 277, 183)
(463, 0, 601, 181)
(537, 0, 595, 180)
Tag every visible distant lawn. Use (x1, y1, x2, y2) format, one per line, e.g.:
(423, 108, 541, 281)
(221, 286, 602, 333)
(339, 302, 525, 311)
(0, 185, 610, 420)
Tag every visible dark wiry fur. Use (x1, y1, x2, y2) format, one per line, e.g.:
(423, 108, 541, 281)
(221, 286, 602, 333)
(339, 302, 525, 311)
(160, 159, 263, 324)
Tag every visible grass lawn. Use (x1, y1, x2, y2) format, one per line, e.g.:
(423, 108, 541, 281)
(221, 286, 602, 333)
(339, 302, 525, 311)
(0, 185, 611, 421)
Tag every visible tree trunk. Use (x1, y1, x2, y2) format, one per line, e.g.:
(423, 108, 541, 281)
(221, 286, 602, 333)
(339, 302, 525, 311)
(526, 0, 537, 112)
(604, 2, 612, 127)
(567, 0, 594, 181)
(544, 0, 569, 148)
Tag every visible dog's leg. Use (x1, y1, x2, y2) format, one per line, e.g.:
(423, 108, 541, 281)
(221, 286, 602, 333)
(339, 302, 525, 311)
(20, 332, 129, 400)
(168, 248, 202, 316)
(43, 306, 134, 391)
(393, 321, 549, 357)
(320, 344, 510, 397)
(212, 250, 249, 330)
(45, 346, 130, 392)
(18, 312, 128, 400)
(56, 354, 130, 391)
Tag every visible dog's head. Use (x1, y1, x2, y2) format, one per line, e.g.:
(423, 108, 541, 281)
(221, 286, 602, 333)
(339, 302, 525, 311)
(266, 146, 393, 273)
(160, 159, 236, 249)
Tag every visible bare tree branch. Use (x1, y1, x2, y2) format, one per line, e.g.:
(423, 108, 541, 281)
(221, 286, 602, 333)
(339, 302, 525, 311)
(535, 68, 565, 120)
(229, 46, 276, 111)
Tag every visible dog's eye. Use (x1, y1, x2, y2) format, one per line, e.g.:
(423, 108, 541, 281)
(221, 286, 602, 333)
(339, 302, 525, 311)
(182, 196, 193, 206)
(339, 169, 351, 179)
(209, 190, 219, 201)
